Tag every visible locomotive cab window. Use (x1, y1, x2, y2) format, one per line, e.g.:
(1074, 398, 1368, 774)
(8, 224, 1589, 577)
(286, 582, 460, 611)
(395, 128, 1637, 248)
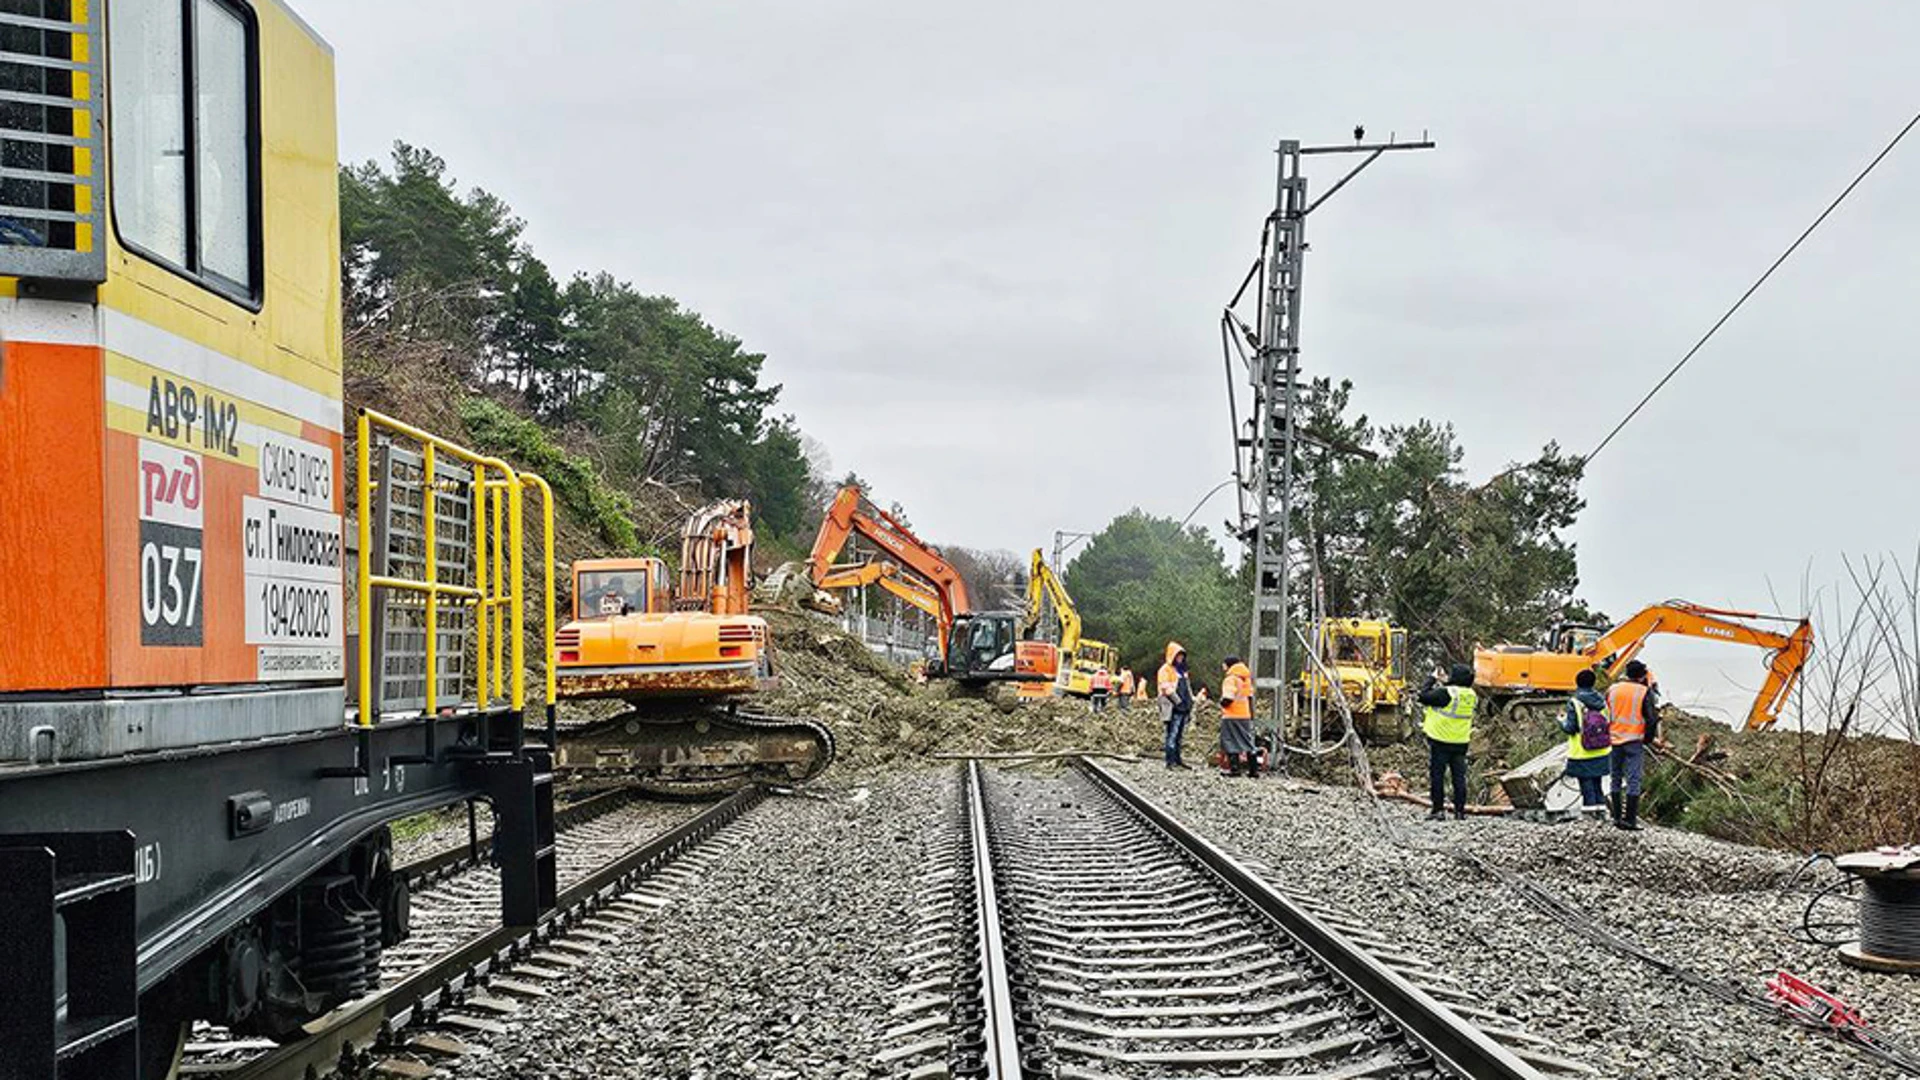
(109, 0, 258, 303)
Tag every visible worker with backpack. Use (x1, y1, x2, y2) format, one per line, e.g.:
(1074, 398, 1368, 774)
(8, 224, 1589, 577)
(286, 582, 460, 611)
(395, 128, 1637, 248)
(1560, 668, 1611, 819)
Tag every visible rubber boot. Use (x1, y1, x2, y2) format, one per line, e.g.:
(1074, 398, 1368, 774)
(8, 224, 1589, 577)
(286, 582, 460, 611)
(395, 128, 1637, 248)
(1245, 752, 1260, 780)
(1620, 794, 1643, 831)
(1221, 753, 1240, 778)
(1608, 791, 1622, 825)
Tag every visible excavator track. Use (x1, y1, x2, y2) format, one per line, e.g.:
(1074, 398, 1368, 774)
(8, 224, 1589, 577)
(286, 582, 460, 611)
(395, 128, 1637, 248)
(556, 705, 836, 798)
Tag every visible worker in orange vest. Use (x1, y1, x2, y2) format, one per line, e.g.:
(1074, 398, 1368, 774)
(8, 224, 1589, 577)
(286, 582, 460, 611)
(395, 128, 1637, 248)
(1157, 642, 1193, 769)
(1218, 656, 1258, 777)
(1605, 660, 1663, 831)
(1090, 667, 1112, 714)
(1115, 668, 1134, 711)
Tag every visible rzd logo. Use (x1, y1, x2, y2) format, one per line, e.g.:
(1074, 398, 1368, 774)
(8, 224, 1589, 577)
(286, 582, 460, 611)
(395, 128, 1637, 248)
(138, 440, 205, 647)
(141, 451, 203, 525)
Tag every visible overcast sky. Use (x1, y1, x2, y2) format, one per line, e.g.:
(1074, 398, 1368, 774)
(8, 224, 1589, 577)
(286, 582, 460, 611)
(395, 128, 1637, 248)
(299, 0, 1918, 721)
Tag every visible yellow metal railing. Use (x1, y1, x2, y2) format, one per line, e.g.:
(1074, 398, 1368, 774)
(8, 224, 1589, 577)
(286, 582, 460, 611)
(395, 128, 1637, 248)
(354, 409, 554, 725)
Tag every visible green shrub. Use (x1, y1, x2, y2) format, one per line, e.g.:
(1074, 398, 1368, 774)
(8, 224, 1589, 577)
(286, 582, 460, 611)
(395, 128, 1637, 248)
(458, 397, 644, 555)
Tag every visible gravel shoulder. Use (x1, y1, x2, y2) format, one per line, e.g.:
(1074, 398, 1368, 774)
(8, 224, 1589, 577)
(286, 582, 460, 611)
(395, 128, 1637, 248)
(438, 772, 951, 1079)
(1108, 758, 1920, 1080)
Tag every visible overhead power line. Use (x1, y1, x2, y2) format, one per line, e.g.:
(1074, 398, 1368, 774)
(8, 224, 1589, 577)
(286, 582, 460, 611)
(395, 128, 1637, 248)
(1584, 107, 1920, 467)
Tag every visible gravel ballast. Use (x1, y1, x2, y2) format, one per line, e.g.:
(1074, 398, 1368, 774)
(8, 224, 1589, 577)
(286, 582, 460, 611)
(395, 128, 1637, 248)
(1107, 758, 1920, 1080)
(438, 771, 952, 1079)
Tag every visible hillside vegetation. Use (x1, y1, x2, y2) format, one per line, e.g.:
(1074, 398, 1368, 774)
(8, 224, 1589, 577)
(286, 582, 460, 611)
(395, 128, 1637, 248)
(341, 143, 818, 554)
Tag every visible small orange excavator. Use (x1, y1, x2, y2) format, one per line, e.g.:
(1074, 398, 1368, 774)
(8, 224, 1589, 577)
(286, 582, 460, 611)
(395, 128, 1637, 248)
(553, 500, 833, 793)
(808, 485, 1057, 685)
(1474, 600, 1814, 730)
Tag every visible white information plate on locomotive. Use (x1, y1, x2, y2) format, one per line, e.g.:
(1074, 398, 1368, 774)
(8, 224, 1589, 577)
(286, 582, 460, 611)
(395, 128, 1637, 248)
(241, 495, 344, 677)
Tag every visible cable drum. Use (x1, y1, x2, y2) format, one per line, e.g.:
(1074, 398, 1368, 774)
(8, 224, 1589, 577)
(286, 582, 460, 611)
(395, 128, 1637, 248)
(1836, 849, 1920, 975)
(1859, 878, 1920, 963)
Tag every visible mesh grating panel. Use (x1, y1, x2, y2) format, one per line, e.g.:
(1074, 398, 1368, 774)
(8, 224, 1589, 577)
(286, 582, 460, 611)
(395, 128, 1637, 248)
(0, 0, 104, 282)
(372, 442, 474, 716)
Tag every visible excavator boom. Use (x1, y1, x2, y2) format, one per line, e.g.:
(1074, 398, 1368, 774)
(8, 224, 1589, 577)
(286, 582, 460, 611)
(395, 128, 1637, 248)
(1474, 600, 1814, 730)
(678, 498, 754, 615)
(808, 485, 971, 655)
(1589, 603, 1813, 730)
(816, 560, 945, 622)
(1024, 549, 1083, 655)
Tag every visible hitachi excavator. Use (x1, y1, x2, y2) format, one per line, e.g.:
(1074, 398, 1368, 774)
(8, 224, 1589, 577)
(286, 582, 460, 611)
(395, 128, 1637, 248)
(1023, 549, 1119, 697)
(553, 500, 834, 793)
(808, 485, 1056, 685)
(1474, 600, 1815, 729)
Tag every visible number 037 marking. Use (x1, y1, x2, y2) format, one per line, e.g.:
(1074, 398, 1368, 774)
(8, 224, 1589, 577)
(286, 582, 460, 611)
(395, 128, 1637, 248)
(139, 534, 205, 646)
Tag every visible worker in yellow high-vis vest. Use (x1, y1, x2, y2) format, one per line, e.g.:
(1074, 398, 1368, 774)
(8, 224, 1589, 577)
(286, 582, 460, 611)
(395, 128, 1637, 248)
(1416, 663, 1478, 821)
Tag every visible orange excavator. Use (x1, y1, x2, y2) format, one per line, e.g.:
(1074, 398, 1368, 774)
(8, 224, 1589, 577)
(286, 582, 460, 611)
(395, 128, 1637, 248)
(1474, 601, 1814, 730)
(553, 499, 833, 793)
(808, 485, 1057, 685)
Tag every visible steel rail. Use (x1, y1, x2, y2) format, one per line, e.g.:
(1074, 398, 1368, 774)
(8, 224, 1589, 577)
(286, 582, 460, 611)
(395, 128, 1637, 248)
(224, 784, 765, 1080)
(964, 761, 1025, 1079)
(1071, 756, 1546, 1080)
(399, 784, 639, 887)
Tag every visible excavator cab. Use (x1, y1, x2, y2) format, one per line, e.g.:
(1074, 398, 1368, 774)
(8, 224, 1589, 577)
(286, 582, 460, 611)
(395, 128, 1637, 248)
(573, 558, 673, 618)
(944, 612, 1058, 684)
(1547, 622, 1606, 655)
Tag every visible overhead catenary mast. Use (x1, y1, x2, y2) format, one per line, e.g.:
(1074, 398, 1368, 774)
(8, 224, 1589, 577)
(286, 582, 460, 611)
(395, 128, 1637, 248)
(1224, 132, 1434, 743)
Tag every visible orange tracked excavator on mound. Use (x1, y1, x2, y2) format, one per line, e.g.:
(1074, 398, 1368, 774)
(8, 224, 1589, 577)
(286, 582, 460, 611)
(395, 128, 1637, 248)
(1474, 600, 1814, 730)
(553, 500, 833, 792)
(808, 485, 1057, 685)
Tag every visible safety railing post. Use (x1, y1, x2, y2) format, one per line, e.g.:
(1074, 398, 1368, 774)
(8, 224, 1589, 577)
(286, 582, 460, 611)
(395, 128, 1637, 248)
(356, 411, 375, 726)
(491, 480, 505, 705)
(423, 442, 439, 716)
(509, 480, 525, 712)
(472, 463, 489, 711)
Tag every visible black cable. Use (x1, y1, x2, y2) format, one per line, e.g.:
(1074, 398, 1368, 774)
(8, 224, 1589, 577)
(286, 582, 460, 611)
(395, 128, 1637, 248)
(1586, 108, 1920, 466)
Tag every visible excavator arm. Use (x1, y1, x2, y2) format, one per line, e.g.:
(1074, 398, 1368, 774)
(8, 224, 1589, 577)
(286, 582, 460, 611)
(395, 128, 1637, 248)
(808, 485, 970, 653)
(816, 561, 944, 622)
(1588, 602, 1814, 730)
(678, 499, 755, 615)
(1024, 549, 1083, 655)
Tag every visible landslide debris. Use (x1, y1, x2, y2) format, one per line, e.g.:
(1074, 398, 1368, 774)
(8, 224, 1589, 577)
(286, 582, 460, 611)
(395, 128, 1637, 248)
(756, 607, 1174, 773)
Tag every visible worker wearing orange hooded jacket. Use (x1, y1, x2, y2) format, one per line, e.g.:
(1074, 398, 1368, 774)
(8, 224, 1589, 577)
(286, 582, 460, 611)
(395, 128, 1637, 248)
(1218, 657, 1259, 777)
(1157, 642, 1194, 769)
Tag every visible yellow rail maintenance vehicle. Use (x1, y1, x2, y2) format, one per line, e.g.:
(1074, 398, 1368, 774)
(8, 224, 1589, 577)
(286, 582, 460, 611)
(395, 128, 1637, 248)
(0, 6, 558, 1077)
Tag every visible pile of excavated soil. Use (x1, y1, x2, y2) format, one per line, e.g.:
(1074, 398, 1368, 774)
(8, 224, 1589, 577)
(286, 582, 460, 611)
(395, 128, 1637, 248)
(755, 607, 1180, 774)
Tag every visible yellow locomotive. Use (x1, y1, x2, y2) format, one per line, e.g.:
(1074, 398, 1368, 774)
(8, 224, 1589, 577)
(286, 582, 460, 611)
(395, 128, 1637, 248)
(0, 4, 555, 1077)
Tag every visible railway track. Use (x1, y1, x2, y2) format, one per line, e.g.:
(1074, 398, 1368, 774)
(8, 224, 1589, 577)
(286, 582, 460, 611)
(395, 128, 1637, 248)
(888, 759, 1591, 1079)
(178, 784, 762, 1079)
